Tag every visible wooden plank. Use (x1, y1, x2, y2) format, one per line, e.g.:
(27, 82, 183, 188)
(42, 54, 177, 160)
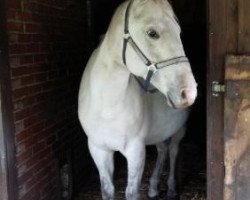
(238, 0, 250, 53)
(207, 0, 227, 199)
(226, 80, 250, 99)
(0, 1, 18, 200)
(226, 0, 239, 52)
(226, 55, 250, 80)
(0, 94, 8, 200)
(224, 54, 250, 200)
(224, 98, 250, 200)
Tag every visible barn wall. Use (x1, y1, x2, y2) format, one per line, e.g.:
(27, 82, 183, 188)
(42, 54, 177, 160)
(4, 0, 90, 199)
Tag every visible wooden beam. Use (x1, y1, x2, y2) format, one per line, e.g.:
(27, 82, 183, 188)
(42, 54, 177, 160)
(207, 0, 227, 199)
(0, 1, 18, 200)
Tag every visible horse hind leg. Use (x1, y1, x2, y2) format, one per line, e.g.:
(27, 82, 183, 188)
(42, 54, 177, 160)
(88, 140, 115, 200)
(167, 126, 186, 198)
(148, 141, 169, 198)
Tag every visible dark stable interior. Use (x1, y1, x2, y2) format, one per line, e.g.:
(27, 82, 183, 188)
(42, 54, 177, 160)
(76, 0, 206, 199)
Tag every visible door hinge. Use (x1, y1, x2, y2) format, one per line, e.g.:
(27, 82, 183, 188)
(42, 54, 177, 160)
(212, 81, 225, 96)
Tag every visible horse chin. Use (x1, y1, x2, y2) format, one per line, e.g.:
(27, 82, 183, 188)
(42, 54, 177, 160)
(166, 93, 190, 109)
(166, 95, 178, 109)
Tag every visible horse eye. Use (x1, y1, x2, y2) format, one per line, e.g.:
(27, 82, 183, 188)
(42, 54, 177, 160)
(146, 29, 160, 39)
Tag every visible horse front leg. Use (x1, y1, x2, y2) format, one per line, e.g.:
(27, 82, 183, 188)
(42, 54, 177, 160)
(167, 126, 185, 198)
(88, 140, 115, 200)
(123, 140, 146, 200)
(148, 140, 169, 198)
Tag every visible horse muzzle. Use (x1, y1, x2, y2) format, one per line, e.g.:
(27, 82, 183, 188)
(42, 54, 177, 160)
(167, 87, 197, 109)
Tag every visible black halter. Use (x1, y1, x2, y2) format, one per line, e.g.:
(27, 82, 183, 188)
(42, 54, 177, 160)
(122, 1, 189, 92)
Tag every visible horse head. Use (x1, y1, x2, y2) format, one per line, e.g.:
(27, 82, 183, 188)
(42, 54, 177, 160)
(123, 0, 197, 109)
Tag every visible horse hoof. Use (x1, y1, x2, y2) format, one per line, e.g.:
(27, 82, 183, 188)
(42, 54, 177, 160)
(148, 189, 158, 198)
(167, 189, 177, 198)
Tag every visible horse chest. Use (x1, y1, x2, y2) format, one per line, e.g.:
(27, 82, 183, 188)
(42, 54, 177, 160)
(144, 93, 189, 144)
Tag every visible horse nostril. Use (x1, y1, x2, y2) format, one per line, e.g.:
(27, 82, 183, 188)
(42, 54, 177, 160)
(181, 89, 188, 100)
(180, 88, 197, 105)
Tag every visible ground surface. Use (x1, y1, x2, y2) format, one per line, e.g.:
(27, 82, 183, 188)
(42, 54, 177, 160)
(75, 143, 206, 200)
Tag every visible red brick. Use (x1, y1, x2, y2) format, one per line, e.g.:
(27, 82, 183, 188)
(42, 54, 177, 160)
(34, 73, 47, 82)
(18, 167, 33, 183)
(16, 130, 29, 144)
(45, 135, 56, 146)
(12, 87, 29, 100)
(16, 149, 33, 165)
(48, 71, 58, 80)
(39, 43, 51, 53)
(15, 120, 25, 133)
(19, 12, 33, 22)
(22, 2, 38, 12)
(6, 0, 21, 9)
(28, 84, 43, 95)
(11, 66, 28, 77)
(25, 43, 40, 53)
(25, 23, 44, 33)
(30, 122, 45, 134)
(9, 44, 26, 55)
(9, 56, 20, 67)
(13, 97, 36, 111)
(7, 10, 17, 20)
(21, 75, 35, 86)
(7, 22, 24, 32)
(16, 142, 26, 154)
(8, 33, 18, 43)
(34, 54, 47, 63)
(32, 34, 46, 42)
(25, 155, 39, 170)
(20, 55, 33, 65)
(32, 141, 46, 154)
(32, 157, 53, 177)
(18, 34, 32, 43)
(14, 107, 30, 121)
(11, 78, 22, 89)
(24, 114, 41, 127)
(25, 177, 38, 191)
(12, 65, 47, 77)
(34, 129, 51, 142)
(19, 183, 41, 200)
(19, 136, 36, 151)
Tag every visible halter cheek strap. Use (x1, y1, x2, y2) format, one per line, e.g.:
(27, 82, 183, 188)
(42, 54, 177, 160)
(122, 1, 189, 93)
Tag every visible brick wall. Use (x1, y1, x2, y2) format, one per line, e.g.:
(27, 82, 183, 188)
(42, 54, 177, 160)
(5, 0, 90, 199)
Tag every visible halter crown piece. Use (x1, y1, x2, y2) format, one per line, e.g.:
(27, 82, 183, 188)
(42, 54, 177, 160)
(122, 0, 189, 92)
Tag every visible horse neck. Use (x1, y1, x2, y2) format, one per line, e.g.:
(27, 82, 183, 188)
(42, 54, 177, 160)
(92, 3, 134, 105)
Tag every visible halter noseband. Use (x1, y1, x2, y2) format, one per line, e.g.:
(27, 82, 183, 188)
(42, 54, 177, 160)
(122, 1, 189, 92)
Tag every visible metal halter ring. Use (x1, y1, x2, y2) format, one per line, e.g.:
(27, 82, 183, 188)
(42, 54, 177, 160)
(147, 64, 157, 73)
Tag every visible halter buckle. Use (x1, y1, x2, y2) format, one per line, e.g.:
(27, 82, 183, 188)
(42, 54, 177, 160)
(124, 33, 130, 40)
(147, 64, 157, 73)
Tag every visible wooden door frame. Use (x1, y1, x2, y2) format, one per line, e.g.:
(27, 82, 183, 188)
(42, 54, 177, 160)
(0, 1, 18, 200)
(0, 95, 8, 200)
(207, 0, 226, 199)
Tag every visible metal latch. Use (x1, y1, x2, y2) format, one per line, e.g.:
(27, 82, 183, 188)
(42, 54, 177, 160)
(212, 81, 225, 96)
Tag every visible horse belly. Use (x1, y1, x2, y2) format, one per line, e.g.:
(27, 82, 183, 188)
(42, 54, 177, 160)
(83, 113, 147, 151)
(145, 93, 189, 145)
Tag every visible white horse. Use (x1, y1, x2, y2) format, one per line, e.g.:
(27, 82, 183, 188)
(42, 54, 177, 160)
(78, 0, 197, 199)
